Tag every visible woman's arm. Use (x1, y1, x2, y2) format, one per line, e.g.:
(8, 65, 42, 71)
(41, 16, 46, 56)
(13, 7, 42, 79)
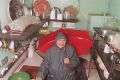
(70, 51, 80, 69)
(66, 45, 80, 69)
(36, 50, 50, 80)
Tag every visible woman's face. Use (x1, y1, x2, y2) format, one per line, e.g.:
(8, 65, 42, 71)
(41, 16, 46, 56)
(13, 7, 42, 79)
(56, 39, 66, 48)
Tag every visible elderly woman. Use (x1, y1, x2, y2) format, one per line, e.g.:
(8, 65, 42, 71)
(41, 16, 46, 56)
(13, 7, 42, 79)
(35, 32, 80, 80)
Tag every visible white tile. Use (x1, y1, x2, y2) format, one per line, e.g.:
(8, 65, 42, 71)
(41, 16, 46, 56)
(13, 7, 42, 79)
(87, 69, 100, 80)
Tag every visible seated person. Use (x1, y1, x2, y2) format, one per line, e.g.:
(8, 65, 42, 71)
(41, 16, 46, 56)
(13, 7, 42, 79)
(35, 32, 80, 80)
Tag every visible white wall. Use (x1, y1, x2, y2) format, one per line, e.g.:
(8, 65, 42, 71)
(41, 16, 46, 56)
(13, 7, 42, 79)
(0, 0, 11, 28)
(108, 0, 120, 20)
(79, 0, 109, 21)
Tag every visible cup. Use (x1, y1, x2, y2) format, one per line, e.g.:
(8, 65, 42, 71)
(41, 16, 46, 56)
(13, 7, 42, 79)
(102, 30, 107, 37)
(104, 44, 111, 53)
(28, 46, 34, 58)
(108, 35, 113, 44)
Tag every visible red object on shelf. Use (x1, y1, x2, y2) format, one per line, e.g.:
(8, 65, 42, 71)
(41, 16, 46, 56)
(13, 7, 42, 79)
(33, 0, 51, 16)
(37, 28, 93, 56)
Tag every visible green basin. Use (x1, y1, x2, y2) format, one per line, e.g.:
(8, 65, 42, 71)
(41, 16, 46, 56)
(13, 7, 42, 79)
(8, 71, 30, 80)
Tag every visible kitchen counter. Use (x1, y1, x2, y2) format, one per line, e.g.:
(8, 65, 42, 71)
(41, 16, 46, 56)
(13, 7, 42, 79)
(0, 51, 43, 80)
(0, 50, 28, 80)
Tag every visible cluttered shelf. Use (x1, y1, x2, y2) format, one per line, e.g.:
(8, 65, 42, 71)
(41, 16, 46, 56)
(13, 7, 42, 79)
(0, 23, 44, 40)
(0, 46, 28, 78)
(0, 22, 46, 79)
(93, 27, 120, 57)
(91, 27, 120, 80)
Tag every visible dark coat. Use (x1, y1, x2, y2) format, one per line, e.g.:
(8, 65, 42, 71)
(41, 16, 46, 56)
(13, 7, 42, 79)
(37, 44, 80, 80)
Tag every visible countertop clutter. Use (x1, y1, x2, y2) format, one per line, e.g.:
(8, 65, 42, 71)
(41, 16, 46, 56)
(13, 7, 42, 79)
(89, 27, 120, 80)
(0, 50, 43, 80)
(0, 49, 28, 80)
(1, 24, 44, 40)
(0, 22, 45, 80)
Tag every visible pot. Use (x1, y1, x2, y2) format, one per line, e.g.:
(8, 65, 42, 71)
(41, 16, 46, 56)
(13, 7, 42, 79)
(63, 11, 70, 20)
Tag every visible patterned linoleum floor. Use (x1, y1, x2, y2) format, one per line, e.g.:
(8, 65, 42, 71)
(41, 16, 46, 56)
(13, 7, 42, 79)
(81, 54, 100, 80)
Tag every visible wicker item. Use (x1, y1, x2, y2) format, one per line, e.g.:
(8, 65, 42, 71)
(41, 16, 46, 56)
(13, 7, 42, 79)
(64, 5, 78, 18)
(6, 15, 40, 32)
(9, 0, 24, 20)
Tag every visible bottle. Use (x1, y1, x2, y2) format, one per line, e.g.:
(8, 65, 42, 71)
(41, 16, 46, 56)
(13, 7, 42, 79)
(28, 45, 34, 58)
(9, 40, 15, 52)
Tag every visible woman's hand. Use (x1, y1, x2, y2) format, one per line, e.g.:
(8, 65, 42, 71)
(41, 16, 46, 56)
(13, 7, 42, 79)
(64, 58, 70, 64)
(36, 77, 42, 80)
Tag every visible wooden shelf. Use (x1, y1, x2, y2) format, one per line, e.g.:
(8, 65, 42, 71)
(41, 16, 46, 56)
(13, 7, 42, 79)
(88, 13, 111, 16)
(41, 19, 79, 23)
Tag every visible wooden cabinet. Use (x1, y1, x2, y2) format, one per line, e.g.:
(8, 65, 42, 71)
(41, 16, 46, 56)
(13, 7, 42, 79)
(90, 27, 120, 80)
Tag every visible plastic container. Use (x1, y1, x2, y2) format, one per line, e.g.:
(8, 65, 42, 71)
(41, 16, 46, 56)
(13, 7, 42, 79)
(8, 72, 30, 80)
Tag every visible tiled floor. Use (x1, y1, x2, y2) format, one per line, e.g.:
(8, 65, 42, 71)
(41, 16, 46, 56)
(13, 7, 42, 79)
(87, 69, 100, 80)
(89, 70, 100, 80)
(81, 54, 100, 80)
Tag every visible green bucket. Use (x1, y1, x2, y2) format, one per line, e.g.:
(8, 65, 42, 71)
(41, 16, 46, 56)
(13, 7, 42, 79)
(8, 71, 30, 80)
